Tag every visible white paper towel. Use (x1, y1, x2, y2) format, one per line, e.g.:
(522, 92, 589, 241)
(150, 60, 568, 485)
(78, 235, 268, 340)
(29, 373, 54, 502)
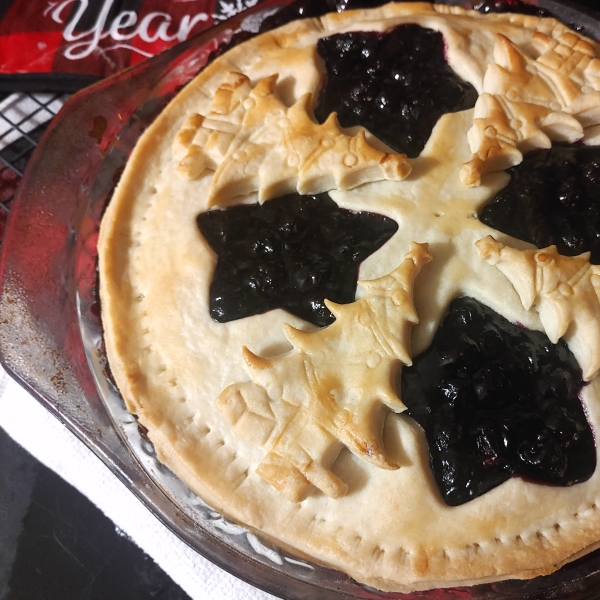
(0, 369, 278, 600)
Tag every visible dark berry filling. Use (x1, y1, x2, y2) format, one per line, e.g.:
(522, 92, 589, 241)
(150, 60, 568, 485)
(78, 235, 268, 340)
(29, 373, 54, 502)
(197, 193, 398, 327)
(314, 25, 478, 158)
(212, 0, 390, 58)
(259, 0, 389, 33)
(473, 0, 552, 17)
(400, 297, 595, 506)
(258, 0, 327, 32)
(479, 145, 600, 263)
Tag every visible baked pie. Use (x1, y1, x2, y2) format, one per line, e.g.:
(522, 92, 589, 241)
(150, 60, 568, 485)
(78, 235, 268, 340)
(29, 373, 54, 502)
(98, 1, 600, 592)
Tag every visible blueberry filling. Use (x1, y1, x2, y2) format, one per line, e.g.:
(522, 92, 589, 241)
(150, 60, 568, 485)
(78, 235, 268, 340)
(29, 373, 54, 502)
(212, 0, 556, 77)
(314, 24, 478, 158)
(197, 192, 398, 327)
(258, 0, 389, 33)
(479, 145, 600, 263)
(473, 0, 552, 17)
(400, 297, 595, 506)
(212, 0, 392, 62)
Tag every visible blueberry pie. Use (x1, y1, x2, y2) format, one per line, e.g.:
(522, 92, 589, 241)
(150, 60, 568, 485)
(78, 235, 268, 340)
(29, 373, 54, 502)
(98, 2, 600, 592)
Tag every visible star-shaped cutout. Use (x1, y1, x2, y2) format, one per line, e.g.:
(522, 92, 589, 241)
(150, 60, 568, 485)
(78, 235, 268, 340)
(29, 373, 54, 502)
(197, 192, 398, 326)
(314, 24, 478, 159)
(401, 296, 594, 506)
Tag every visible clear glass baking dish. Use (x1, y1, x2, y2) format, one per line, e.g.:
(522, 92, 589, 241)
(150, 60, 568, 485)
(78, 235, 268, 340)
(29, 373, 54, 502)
(2, 1, 600, 598)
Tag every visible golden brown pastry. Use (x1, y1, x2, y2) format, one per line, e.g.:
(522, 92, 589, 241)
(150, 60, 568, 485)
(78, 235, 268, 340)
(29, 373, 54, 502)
(98, 3, 600, 592)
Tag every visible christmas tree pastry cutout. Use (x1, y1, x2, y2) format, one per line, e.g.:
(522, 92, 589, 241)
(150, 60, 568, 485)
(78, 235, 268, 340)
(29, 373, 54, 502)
(172, 71, 412, 206)
(476, 235, 600, 381)
(217, 242, 432, 502)
(461, 30, 600, 186)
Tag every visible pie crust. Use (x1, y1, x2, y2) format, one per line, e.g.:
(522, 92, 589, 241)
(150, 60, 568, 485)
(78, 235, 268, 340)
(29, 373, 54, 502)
(98, 3, 600, 593)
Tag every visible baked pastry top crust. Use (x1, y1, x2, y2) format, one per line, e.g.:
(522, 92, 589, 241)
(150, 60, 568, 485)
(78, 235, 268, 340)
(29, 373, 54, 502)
(98, 3, 600, 592)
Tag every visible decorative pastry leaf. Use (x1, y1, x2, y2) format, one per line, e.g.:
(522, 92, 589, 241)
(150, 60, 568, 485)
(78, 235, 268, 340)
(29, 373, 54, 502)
(476, 235, 600, 380)
(461, 31, 600, 186)
(217, 242, 432, 502)
(172, 71, 412, 206)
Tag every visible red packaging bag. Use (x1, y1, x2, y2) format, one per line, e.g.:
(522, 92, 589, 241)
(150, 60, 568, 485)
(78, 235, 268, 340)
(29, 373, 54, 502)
(0, 0, 262, 92)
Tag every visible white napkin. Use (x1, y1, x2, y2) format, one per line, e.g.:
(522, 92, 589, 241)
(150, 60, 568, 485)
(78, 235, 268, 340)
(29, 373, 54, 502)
(0, 368, 277, 600)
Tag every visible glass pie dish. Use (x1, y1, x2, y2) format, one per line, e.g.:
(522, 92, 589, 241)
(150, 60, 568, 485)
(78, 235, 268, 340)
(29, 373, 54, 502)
(2, 1, 600, 598)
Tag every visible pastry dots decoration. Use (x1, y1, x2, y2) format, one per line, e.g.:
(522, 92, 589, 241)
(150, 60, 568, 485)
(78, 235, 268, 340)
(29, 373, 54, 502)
(172, 71, 412, 206)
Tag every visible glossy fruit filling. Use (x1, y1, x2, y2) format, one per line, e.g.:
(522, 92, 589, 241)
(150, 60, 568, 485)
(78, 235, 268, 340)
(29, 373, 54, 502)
(314, 24, 478, 158)
(197, 192, 398, 326)
(473, 0, 552, 17)
(215, 0, 390, 60)
(258, 0, 388, 32)
(213, 0, 555, 70)
(401, 297, 595, 506)
(480, 145, 600, 263)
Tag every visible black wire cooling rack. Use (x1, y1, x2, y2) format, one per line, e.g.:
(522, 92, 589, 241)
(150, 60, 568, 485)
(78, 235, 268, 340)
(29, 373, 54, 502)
(0, 92, 68, 241)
